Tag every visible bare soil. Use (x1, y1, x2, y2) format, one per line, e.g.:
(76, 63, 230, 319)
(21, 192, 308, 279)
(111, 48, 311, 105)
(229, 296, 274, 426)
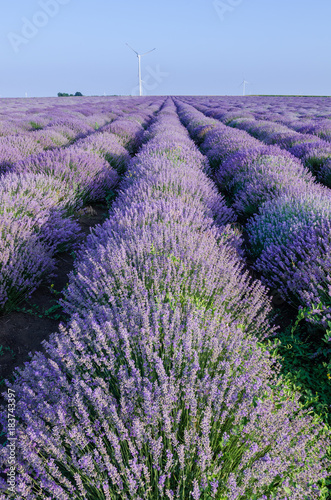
(0, 203, 109, 404)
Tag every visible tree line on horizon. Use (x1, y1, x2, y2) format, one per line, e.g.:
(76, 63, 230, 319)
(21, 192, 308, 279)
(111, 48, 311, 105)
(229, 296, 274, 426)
(57, 92, 83, 97)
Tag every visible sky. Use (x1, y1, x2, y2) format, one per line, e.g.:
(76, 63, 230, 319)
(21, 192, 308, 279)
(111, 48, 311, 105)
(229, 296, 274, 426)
(1, 0, 330, 97)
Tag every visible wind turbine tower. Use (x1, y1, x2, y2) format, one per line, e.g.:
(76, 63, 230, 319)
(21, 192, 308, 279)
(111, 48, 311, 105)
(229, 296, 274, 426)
(241, 79, 249, 96)
(126, 43, 156, 96)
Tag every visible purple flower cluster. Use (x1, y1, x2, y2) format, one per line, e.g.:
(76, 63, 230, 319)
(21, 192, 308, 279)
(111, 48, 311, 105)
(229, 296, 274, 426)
(0, 101, 118, 173)
(196, 100, 331, 190)
(246, 183, 331, 326)
(176, 102, 260, 173)
(216, 145, 313, 218)
(230, 118, 331, 187)
(43, 116, 95, 139)
(0, 97, 154, 176)
(0, 135, 44, 173)
(175, 101, 314, 219)
(74, 131, 131, 174)
(175, 99, 331, 328)
(0, 99, 328, 499)
(102, 118, 145, 154)
(0, 121, 20, 137)
(290, 119, 331, 143)
(15, 148, 119, 207)
(230, 118, 306, 149)
(0, 172, 80, 312)
(30, 128, 72, 149)
(289, 141, 331, 186)
(183, 96, 331, 128)
(0, 99, 160, 314)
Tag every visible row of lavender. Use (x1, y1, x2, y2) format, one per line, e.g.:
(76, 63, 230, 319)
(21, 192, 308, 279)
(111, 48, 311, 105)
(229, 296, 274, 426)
(0, 96, 133, 138)
(0, 97, 156, 173)
(177, 98, 331, 332)
(232, 97, 331, 142)
(0, 98, 328, 499)
(189, 96, 331, 140)
(0, 98, 160, 314)
(191, 98, 331, 189)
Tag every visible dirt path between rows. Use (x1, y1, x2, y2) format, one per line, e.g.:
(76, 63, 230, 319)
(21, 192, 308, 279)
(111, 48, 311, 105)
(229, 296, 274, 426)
(0, 203, 109, 409)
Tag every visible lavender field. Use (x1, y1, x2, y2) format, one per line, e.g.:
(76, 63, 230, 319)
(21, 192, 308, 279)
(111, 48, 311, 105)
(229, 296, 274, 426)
(0, 95, 330, 499)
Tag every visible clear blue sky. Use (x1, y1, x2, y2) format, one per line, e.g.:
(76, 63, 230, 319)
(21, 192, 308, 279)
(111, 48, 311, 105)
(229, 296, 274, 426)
(1, 0, 330, 97)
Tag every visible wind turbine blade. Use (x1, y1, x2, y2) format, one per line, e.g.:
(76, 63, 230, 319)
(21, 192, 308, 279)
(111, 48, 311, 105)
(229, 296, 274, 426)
(126, 43, 138, 55)
(141, 48, 156, 56)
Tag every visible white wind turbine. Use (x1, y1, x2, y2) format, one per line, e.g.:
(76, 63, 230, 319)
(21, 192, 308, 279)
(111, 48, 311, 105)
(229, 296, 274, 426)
(240, 78, 249, 96)
(126, 43, 156, 96)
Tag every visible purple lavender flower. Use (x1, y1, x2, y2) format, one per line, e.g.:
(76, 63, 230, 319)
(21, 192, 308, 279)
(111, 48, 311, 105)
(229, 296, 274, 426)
(15, 147, 119, 206)
(0, 172, 81, 312)
(0, 98, 328, 500)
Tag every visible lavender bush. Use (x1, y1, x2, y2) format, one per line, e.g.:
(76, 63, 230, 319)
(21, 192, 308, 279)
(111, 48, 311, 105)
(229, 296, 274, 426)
(1, 296, 327, 499)
(289, 142, 331, 186)
(44, 117, 94, 139)
(201, 104, 331, 191)
(0, 135, 44, 172)
(0, 100, 328, 499)
(215, 145, 314, 218)
(0, 172, 81, 313)
(74, 132, 131, 174)
(292, 120, 331, 142)
(15, 148, 119, 207)
(31, 128, 71, 149)
(246, 183, 331, 327)
(0, 99, 164, 314)
(175, 101, 260, 172)
(102, 119, 145, 153)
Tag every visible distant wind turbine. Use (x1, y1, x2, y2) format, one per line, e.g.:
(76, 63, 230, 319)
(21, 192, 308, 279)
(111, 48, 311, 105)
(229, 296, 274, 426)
(126, 43, 156, 96)
(240, 78, 249, 96)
